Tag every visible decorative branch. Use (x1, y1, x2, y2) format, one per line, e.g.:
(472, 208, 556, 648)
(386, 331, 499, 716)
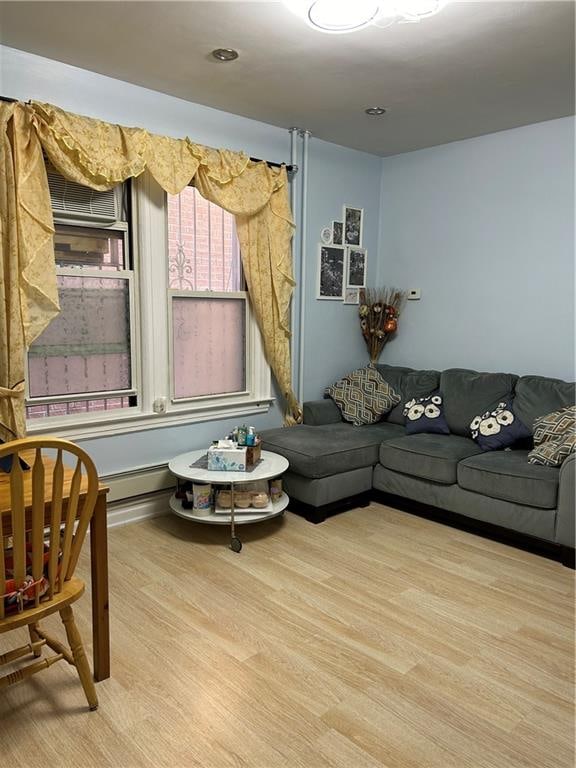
(358, 287, 407, 362)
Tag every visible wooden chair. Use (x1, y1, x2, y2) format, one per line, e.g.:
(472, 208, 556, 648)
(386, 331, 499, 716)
(0, 437, 99, 710)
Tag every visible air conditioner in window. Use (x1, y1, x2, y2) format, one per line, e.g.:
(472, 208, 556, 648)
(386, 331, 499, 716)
(46, 165, 123, 223)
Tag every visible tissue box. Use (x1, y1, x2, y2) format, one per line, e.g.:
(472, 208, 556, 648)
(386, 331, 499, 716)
(207, 445, 247, 471)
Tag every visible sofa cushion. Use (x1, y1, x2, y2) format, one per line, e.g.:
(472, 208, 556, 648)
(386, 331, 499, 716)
(458, 451, 559, 509)
(440, 369, 518, 437)
(469, 399, 531, 452)
(514, 376, 575, 430)
(379, 434, 483, 485)
(375, 364, 440, 425)
(326, 367, 401, 426)
(261, 422, 405, 479)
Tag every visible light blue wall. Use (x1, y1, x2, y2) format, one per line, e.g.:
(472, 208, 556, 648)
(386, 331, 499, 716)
(4, 46, 572, 478)
(300, 138, 382, 400)
(1, 46, 382, 473)
(377, 117, 575, 381)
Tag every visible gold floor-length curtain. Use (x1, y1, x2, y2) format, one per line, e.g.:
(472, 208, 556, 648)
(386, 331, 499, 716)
(0, 101, 301, 439)
(194, 159, 299, 423)
(0, 102, 58, 441)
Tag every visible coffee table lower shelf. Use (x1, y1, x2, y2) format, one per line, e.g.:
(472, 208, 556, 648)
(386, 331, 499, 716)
(169, 492, 289, 525)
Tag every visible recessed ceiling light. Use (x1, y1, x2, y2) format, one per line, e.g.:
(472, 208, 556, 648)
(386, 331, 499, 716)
(365, 107, 387, 116)
(211, 48, 239, 62)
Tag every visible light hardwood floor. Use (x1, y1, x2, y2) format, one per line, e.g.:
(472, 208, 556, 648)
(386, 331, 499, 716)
(0, 502, 574, 768)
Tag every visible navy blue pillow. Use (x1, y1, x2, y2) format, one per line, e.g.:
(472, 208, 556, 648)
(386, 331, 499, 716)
(470, 400, 531, 451)
(403, 392, 450, 435)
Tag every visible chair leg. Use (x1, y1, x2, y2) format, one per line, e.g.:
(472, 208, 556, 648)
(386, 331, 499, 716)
(60, 605, 99, 711)
(28, 623, 43, 658)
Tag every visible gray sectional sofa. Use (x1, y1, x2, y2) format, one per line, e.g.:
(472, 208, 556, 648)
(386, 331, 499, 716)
(261, 365, 575, 565)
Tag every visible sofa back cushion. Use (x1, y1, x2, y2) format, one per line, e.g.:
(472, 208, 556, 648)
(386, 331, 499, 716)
(375, 364, 440, 425)
(440, 368, 518, 437)
(514, 376, 575, 430)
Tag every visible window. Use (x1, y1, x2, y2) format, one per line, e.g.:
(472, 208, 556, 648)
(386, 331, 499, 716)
(167, 187, 246, 401)
(26, 179, 137, 421)
(26, 171, 271, 439)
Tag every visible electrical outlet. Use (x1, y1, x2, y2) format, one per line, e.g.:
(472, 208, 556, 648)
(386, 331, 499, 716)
(407, 288, 421, 300)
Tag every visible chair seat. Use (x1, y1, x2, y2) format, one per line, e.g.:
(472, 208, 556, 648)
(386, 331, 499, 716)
(0, 578, 85, 632)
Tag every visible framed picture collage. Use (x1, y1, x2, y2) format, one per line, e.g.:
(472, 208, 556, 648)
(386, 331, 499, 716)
(317, 206, 366, 304)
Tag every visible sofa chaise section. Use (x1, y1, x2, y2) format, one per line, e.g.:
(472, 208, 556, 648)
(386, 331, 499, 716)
(262, 420, 404, 516)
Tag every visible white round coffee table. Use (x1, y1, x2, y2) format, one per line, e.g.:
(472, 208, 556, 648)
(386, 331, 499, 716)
(168, 449, 289, 552)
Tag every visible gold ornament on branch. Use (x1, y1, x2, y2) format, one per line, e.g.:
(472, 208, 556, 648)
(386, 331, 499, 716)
(358, 287, 407, 362)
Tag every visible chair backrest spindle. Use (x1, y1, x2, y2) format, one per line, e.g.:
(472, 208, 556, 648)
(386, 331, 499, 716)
(31, 448, 45, 606)
(59, 458, 82, 584)
(10, 457, 26, 590)
(0, 512, 5, 620)
(48, 450, 64, 597)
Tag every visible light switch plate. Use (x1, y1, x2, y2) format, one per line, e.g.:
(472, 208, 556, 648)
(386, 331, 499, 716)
(407, 288, 421, 300)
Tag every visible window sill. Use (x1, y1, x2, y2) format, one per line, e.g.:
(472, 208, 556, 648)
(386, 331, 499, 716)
(26, 398, 274, 441)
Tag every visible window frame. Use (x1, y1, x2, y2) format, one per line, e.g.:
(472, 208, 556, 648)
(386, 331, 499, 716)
(168, 289, 250, 403)
(26, 216, 140, 418)
(25, 172, 272, 441)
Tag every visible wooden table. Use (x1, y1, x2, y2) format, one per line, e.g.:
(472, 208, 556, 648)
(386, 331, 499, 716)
(0, 452, 110, 682)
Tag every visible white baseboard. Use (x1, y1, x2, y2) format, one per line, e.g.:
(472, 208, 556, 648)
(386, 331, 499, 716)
(106, 490, 172, 529)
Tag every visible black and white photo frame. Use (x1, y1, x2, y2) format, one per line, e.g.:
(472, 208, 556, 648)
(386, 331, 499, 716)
(317, 244, 345, 300)
(343, 206, 363, 247)
(346, 246, 367, 288)
(332, 220, 343, 246)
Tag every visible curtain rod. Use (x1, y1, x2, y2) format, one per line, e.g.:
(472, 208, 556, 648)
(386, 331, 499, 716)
(0, 94, 295, 173)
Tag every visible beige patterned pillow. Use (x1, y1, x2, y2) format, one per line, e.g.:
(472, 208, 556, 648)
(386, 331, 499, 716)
(326, 367, 401, 426)
(528, 405, 576, 467)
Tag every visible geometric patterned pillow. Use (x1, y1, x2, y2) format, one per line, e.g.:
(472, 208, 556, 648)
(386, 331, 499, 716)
(326, 367, 401, 426)
(528, 405, 576, 467)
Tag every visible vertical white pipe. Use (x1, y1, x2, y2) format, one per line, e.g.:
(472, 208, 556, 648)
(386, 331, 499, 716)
(289, 127, 299, 220)
(288, 127, 300, 394)
(298, 130, 311, 403)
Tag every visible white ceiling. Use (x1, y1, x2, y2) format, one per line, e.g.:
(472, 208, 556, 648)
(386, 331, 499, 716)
(0, 1, 573, 156)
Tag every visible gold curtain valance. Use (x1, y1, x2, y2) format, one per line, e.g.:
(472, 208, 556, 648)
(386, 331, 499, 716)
(0, 100, 301, 440)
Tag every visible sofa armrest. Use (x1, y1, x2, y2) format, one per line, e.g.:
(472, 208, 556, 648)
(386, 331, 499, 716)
(303, 399, 342, 426)
(555, 453, 575, 548)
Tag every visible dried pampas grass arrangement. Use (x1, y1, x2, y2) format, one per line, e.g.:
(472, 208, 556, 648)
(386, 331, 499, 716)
(358, 287, 407, 362)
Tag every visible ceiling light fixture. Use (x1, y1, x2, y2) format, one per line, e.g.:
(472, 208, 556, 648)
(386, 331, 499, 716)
(283, 0, 447, 33)
(211, 48, 239, 62)
(365, 106, 387, 115)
